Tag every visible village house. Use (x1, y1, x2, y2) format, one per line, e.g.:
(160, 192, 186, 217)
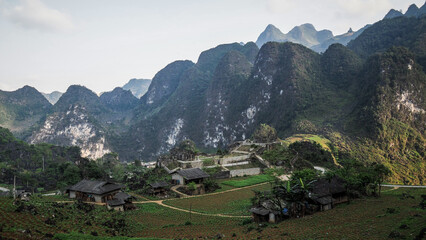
(66, 179, 123, 203)
(171, 168, 209, 185)
(106, 192, 136, 211)
(249, 199, 285, 223)
(149, 181, 169, 196)
(309, 177, 348, 212)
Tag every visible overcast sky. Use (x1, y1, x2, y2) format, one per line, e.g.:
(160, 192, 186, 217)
(0, 0, 424, 94)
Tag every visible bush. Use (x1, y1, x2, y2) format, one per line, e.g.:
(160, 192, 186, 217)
(187, 182, 196, 191)
(204, 178, 220, 193)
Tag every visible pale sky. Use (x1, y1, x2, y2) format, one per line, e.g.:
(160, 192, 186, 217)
(0, 0, 424, 94)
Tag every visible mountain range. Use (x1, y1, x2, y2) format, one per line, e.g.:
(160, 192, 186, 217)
(0, 4, 425, 184)
(256, 2, 426, 53)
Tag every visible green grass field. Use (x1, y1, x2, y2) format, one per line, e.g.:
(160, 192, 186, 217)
(0, 187, 425, 239)
(221, 174, 274, 187)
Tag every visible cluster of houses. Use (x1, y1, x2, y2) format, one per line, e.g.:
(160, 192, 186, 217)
(66, 179, 135, 211)
(249, 177, 349, 223)
(65, 167, 212, 211)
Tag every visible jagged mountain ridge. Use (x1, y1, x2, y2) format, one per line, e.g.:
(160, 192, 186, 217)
(384, 2, 426, 19)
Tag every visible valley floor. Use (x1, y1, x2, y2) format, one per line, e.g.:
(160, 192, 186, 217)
(0, 184, 425, 239)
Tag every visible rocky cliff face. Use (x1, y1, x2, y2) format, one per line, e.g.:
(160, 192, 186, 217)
(29, 105, 111, 159)
(29, 85, 139, 160)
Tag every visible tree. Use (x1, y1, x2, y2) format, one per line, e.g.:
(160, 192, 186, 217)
(251, 124, 278, 143)
(372, 163, 391, 196)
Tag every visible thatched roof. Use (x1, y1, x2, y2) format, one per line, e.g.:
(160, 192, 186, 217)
(68, 180, 123, 195)
(175, 168, 209, 180)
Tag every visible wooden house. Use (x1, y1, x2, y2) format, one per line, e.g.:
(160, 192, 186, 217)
(67, 180, 123, 203)
(149, 181, 169, 196)
(171, 168, 209, 185)
(309, 177, 348, 212)
(249, 200, 284, 223)
(106, 192, 136, 211)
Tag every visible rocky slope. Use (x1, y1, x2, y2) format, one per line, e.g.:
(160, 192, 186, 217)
(29, 85, 140, 159)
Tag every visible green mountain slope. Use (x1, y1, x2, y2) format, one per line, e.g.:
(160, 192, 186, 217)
(0, 86, 52, 138)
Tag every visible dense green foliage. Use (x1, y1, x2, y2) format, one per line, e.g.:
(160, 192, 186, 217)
(262, 141, 334, 170)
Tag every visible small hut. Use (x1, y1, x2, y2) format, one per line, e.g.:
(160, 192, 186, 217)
(106, 192, 136, 211)
(249, 200, 284, 223)
(149, 181, 169, 196)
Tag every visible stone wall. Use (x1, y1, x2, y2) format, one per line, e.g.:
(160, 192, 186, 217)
(230, 168, 261, 177)
(220, 155, 250, 165)
(211, 171, 231, 179)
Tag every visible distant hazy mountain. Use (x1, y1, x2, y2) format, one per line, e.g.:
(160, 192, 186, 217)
(256, 23, 333, 49)
(42, 91, 63, 105)
(100, 87, 139, 111)
(122, 78, 151, 99)
(311, 25, 370, 53)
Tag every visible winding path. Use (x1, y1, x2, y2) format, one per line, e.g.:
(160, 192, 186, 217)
(133, 182, 270, 218)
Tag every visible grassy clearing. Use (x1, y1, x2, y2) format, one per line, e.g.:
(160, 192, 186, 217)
(221, 174, 274, 187)
(163, 183, 270, 216)
(283, 134, 332, 151)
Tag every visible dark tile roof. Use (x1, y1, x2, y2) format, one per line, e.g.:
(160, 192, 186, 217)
(114, 192, 131, 201)
(68, 180, 123, 195)
(150, 181, 169, 188)
(175, 168, 209, 180)
(249, 207, 271, 216)
(311, 195, 333, 205)
(107, 198, 125, 207)
(310, 177, 346, 197)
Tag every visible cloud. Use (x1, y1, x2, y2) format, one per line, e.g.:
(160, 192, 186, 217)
(2, 0, 74, 33)
(265, 0, 394, 18)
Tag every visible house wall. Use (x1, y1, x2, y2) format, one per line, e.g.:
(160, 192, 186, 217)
(230, 168, 261, 177)
(268, 213, 276, 223)
(172, 174, 185, 185)
(69, 191, 76, 198)
(94, 194, 103, 203)
(107, 205, 124, 211)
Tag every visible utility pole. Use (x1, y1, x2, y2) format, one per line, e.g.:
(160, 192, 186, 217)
(42, 156, 45, 172)
(13, 175, 16, 200)
(189, 203, 192, 221)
